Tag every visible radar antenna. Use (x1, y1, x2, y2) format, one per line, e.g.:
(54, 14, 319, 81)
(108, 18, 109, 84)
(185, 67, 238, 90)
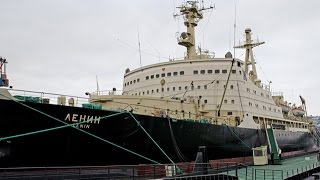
(174, 1, 213, 59)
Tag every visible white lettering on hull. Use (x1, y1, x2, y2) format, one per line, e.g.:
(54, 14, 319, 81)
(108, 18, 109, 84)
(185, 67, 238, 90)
(64, 113, 101, 129)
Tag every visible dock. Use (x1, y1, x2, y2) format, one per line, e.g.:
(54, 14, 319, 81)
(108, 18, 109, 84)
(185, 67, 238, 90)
(221, 153, 320, 179)
(1, 153, 320, 179)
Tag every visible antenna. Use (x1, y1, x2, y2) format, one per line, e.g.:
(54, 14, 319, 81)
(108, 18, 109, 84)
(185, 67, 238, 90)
(96, 75, 100, 94)
(233, 0, 237, 59)
(137, 26, 142, 67)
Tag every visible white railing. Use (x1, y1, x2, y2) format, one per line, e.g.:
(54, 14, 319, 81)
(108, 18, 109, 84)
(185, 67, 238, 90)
(90, 90, 124, 96)
(272, 91, 283, 97)
(260, 83, 271, 91)
(8, 89, 89, 107)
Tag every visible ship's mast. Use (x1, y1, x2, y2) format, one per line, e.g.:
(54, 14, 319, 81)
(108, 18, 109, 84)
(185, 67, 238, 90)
(234, 28, 264, 85)
(175, 1, 213, 59)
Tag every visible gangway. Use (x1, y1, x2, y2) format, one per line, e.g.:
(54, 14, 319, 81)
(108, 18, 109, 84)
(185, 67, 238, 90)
(266, 127, 282, 165)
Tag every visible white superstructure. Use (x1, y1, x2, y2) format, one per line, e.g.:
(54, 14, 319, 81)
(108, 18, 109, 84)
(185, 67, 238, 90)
(90, 1, 311, 131)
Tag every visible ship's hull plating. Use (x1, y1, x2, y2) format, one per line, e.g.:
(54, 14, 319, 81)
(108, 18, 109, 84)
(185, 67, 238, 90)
(0, 99, 316, 167)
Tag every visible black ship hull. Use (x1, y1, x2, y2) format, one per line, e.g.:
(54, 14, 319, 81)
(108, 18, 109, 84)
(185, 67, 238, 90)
(0, 98, 316, 167)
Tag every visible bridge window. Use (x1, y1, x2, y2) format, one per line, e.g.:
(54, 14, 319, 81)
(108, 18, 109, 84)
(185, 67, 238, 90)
(161, 73, 165, 77)
(156, 74, 160, 78)
(231, 100, 235, 104)
(230, 85, 234, 89)
(232, 70, 236, 74)
(200, 70, 205, 74)
(198, 85, 201, 89)
(180, 71, 184, 75)
(167, 87, 170, 91)
(173, 72, 178, 76)
(204, 85, 207, 89)
(167, 72, 171, 76)
(208, 70, 213, 74)
(151, 75, 154, 79)
(133, 80, 136, 83)
(228, 112, 233, 115)
(222, 70, 227, 73)
(137, 78, 140, 82)
(224, 99, 227, 104)
(173, 87, 176, 91)
(185, 86, 188, 90)
(193, 70, 198, 74)
(152, 90, 154, 93)
(179, 86, 182, 90)
(215, 70, 220, 74)
(130, 81, 132, 84)
(156, 89, 159, 93)
(146, 76, 149, 80)
(237, 61, 241, 67)
(204, 99, 208, 104)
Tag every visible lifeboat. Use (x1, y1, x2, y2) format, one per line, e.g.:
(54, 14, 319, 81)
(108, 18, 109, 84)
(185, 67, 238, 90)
(281, 105, 290, 113)
(292, 106, 305, 116)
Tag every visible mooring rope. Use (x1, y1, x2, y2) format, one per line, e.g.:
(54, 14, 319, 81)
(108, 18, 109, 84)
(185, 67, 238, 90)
(127, 113, 178, 168)
(0, 93, 162, 164)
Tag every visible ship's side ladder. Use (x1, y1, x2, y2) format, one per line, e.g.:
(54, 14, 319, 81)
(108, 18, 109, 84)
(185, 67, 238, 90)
(265, 124, 282, 165)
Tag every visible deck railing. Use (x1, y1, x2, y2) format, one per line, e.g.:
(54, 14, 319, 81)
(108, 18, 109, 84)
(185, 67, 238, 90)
(8, 89, 89, 108)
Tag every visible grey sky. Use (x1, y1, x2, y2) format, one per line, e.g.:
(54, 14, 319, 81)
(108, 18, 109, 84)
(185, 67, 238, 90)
(0, 0, 319, 115)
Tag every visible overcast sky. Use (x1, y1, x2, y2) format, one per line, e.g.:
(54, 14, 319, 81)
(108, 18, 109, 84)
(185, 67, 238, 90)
(0, 0, 319, 115)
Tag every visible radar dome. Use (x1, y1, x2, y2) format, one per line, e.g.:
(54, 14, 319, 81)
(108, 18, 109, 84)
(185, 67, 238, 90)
(181, 32, 188, 39)
(245, 28, 251, 33)
(225, 52, 233, 58)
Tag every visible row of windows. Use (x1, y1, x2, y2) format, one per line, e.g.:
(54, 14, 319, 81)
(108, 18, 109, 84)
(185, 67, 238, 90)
(246, 88, 270, 98)
(125, 69, 242, 87)
(193, 69, 238, 75)
(125, 78, 140, 87)
(146, 71, 185, 80)
(130, 85, 210, 96)
(248, 102, 280, 112)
